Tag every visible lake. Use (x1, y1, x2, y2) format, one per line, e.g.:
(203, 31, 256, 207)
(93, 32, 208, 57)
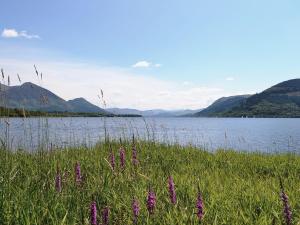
(1, 117, 299, 153)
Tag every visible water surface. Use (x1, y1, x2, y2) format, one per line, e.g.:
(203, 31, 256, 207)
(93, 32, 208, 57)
(1, 117, 299, 153)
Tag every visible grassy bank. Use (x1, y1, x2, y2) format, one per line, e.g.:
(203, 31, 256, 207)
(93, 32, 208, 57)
(0, 141, 299, 224)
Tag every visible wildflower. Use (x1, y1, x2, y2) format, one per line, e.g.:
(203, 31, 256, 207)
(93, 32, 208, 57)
(132, 198, 140, 223)
(109, 151, 115, 171)
(196, 192, 204, 220)
(75, 162, 82, 184)
(132, 145, 138, 166)
(279, 179, 292, 225)
(280, 190, 292, 225)
(90, 201, 97, 225)
(55, 170, 62, 193)
(102, 206, 109, 225)
(120, 147, 125, 170)
(168, 176, 176, 204)
(147, 189, 156, 214)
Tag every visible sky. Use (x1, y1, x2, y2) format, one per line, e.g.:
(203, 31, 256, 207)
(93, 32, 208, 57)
(1, 0, 300, 110)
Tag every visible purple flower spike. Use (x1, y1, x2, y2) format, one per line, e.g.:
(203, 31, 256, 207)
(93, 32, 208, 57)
(75, 162, 82, 184)
(109, 151, 115, 171)
(132, 145, 138, 166)
(280, 190, 292, 225)
(147, 189, 156, 214)
(120, 147, 125, 170)
(132, 198, 140, 223)
(55, 171, 62, 193)
(102, 206, 109, 225)
(90, 201, 97, 225)
(168, 176, 176, 204)
(196, 192, 204, 220)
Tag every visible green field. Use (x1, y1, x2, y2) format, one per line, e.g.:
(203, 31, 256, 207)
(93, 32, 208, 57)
(1, 141, 299, 224)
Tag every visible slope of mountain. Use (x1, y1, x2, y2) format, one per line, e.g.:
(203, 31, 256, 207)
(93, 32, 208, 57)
(0, 82, 107, 114)
(223, 79, 300, 117)
(194, 95, 251, 117)
(107, 108, 202, 117)
(67, 98, 105, 113)
(194, 79, 300, 117)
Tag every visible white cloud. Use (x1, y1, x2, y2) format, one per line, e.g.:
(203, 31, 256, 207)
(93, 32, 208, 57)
(132, 61, 161, 68)
(132, 60, 151, 68)
(1, 28, 40, 39)
(2, 29, 19, 38)
(226, 77, 235, 81)
(0, 58, 243, 110)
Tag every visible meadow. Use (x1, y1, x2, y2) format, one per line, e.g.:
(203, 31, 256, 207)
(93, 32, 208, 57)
(0, 140, 299, 224)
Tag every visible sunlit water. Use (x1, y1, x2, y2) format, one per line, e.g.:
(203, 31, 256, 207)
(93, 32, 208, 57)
(1, 117, 299, 153)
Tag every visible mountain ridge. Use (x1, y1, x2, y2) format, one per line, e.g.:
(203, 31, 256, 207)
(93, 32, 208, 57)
(193, 78, 300, 117)
(194, 95, 251, 117)
(0, 82, 107, 114)
(107, 108, 202, 117)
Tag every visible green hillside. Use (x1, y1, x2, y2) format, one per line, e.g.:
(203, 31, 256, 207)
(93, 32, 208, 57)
(194, 79, 300, 117)
(0, 82, 107, 114)
(194, 95, 250, 117)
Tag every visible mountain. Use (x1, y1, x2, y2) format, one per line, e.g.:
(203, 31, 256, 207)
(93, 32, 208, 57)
(225, 79, 300, 117)
(106, 108, 142, 115)
(107, 108, 202, 117)
(0, 82, 107, 114)
(67, 98, 105, 113)
(194, 95, 251, 117)
(194, 79, 300, 117)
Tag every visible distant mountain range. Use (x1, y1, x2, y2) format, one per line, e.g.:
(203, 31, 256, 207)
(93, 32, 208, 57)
(107, 108, 201, 117)
(193, 79, 300, 117)
(0, 82, 200, 116)
(2, 79, 299, 118)
(0, 82, 107, 114)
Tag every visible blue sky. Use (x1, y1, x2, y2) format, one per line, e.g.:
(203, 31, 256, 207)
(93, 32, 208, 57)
(1, 0, 300, 109)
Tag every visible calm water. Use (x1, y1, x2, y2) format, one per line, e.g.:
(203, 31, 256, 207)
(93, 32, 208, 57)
(1, 117, 299, 153)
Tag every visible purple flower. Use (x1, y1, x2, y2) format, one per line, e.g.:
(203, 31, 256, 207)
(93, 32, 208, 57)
(75, 162, 82, 184)
(147, 189, 156, 214)
(132, 198, 140, 223)
(168, 176, 176, 204)
(280, 190, 292, 225)
(90, 201, 97, 225)
(102, 206, 109, 225)
(55, 170, 62, 193)
(109, 151, 115, 171)
(196, 192, 204, 220)
(119, 147, 125, 170)
(132, 145, 138, 166)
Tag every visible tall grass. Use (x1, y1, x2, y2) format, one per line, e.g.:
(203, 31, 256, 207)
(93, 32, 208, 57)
(1, 141, 299, 224)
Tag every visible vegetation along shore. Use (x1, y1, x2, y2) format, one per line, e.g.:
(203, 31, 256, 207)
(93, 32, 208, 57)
(0, 107, 141, 118)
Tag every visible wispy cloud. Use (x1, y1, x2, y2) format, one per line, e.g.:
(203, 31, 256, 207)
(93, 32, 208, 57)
(0, 57, 243, 110)
(1, 28, 40, 39)
(226, 77, 235, 81)
(132, 60, 161, 68)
